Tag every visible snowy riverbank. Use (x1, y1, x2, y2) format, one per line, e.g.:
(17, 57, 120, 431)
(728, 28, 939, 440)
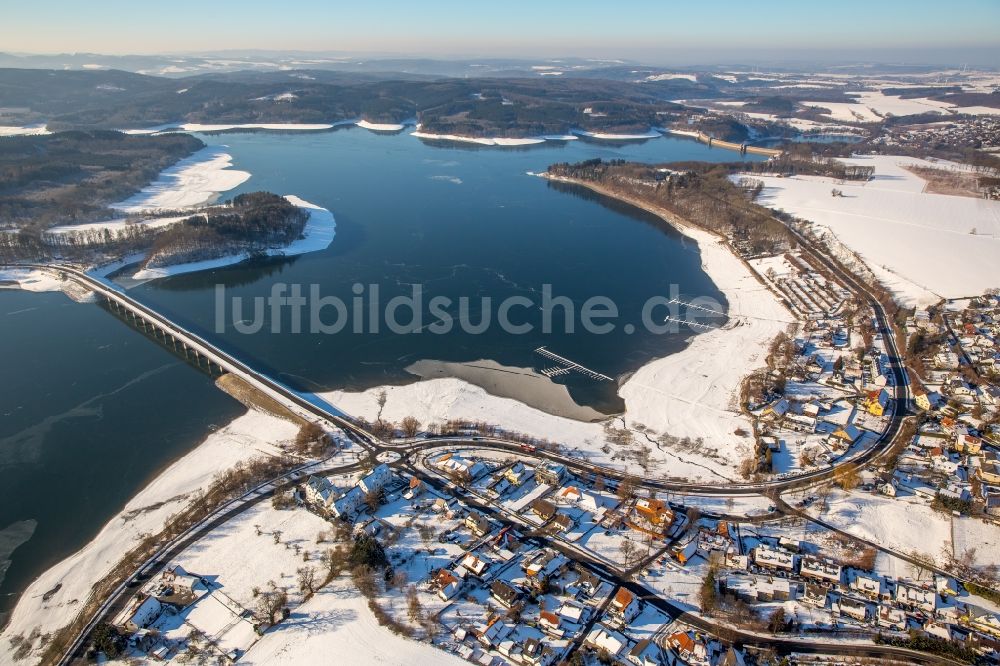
(411, 130, 579, 146)
(571, 128, 662, 140)
(112, 145, 251, 212)
(121, 121, 346, 135)
(0, 123, 50, 137)
(0, 411, 298, 649)
(410, 128, 664, 145)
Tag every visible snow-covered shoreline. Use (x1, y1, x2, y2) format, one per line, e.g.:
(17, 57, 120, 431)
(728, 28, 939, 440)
(411, 128, 663, 145)
(571, 128, 662, 140)
(411, 130, 578, 146)
(0, 123, 51, 137)
(121, 121, 347, 135)
(356, 119, 407, 132)
(0, 411, 298, 648)
(112, 145, 251, 212)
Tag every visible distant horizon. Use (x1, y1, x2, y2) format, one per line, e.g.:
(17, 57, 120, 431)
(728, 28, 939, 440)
(3, 0, 1000, 68)
(2, 47, 999, 71)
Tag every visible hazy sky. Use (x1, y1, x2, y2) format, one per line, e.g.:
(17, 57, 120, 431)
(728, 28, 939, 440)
(4, 0, 1000, 64)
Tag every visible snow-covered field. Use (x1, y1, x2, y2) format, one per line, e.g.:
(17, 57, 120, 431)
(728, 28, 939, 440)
(45, 214, 195, 239)
(0, 411, 297, 648)
(748, 155, 1000, 306)
(619, 225, 792, 445)
(0, 267, 67, 294)
(803, 91, 1000, 122)
(0, 123, 50, 137)
(806, 489, 1000, 569)
(121, 122, 342, 135)
(644, 73, 697, 82)
(112, 146, 251, 212)
(244, 581, 468, 665)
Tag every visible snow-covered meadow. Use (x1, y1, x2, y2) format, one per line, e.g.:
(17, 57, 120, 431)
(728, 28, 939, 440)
(748, 155, 1000, 306)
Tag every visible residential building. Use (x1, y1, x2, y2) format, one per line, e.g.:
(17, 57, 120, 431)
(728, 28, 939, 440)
(609, 587, 642, 624)
(896, 581, 936, 613)
(304, 475, 337, 508)
(800, 556, 843, 584)
(834, 595, 870, 622)
(358, 463, 392, 495)
(461, 553, 490, 577)
(118, 595, 163, 633)
(634, 498, 673, 526)
(585, 627, 628, 658)
(753, 545, 795, 571)
(536, 462, 568, 486)
(435, 568, 462, 601)
(465, 511, 491, 537)
(490, 580, 522, 609)
(529, 498, 558, 522)
(331, 486, 363, 518)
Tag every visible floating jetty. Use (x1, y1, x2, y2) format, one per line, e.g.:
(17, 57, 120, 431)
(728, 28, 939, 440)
(667, 297, 726, 317)
(535, 346, 613, 381)
(662, 316, 722, 331)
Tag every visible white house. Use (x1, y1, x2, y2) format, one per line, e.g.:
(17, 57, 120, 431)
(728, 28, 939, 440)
(119, 595, 163, 633)
(558, 600, 589, 624)
(609, 587, 642, 624)
(896, 581, 936, 613)
(331, 486, 364, 518)
(800, 556, 843, 584)
(461, 553, 490, 577)
(753, 545, 794, 571)
(585, 627, 628, 657)
(304, 475, 337, 507)
(358, 464, 392, 495)
(851, 573, 883, 600)
(435, 569, 462, 601)
(834, 595, 869, 622)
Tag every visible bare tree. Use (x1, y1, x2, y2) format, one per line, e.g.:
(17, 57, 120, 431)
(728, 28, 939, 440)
(297, 566, 318, 598)
(400, 416, 421, 438)
(321, 546, 348, 583)
(375, 389, 388, 422)
(255, 582, 288, 625)
(390, 570, 409, 590)
(616, 475, 638, 503)
(620, 539, 637, 568)
(406, 585, 424, 623)
(834, 464, 860, 491)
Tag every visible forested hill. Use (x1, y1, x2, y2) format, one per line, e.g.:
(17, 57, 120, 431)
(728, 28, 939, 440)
(0, 130, 204, 231)
(0, 68, 706, 135)
(142, 192, 310, 269)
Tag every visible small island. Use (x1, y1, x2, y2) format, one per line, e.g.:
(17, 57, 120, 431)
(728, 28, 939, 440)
(140, 192, 309, 271)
